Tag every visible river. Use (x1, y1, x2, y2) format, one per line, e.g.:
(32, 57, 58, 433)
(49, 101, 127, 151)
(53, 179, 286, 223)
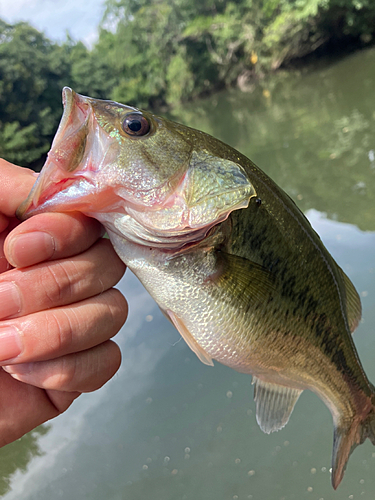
(1, 46, 375, 500)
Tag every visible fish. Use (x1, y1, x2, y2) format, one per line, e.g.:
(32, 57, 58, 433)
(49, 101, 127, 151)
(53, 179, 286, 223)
(17, 87, 375, 489)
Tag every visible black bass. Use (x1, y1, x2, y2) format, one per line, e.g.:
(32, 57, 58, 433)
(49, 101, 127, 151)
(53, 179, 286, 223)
(17, 88, 375, 489)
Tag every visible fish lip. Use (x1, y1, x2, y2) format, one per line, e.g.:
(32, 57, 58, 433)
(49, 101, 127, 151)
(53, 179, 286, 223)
(62, 86, 73, 107)
(16, 174, 92, 220)
(17, 88, 95, 220)
(16, 199, 33, 220)
(62, 87, 89, 115)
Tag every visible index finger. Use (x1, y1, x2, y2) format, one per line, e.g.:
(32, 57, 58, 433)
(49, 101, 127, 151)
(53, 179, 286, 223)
(4, 212, 104, 268)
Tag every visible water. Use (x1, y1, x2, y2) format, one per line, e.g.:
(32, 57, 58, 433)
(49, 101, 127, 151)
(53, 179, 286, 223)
(1, 47, 375, 500)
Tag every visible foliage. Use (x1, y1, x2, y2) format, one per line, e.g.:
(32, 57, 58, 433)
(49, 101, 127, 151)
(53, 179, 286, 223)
(98, 0, 375, 107)
(1, 0, 375, 167)
(0, 20, 66, 165)
(0, 424, 50, 495)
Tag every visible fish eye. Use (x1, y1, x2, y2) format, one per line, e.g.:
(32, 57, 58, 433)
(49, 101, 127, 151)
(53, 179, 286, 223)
(122, 113, 150, 137)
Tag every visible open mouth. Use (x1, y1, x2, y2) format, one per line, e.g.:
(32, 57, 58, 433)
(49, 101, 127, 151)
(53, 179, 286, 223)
(17, 88, 103, 220)
(36, 177, 76, 207)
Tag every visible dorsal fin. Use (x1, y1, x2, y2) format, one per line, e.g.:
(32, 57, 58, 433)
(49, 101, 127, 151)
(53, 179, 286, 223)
(339, 267, 362, 333)
(252, 376, 303, 434)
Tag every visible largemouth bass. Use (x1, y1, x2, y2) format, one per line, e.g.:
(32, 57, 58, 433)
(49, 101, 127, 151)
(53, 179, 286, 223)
(17, 88, 375, 489)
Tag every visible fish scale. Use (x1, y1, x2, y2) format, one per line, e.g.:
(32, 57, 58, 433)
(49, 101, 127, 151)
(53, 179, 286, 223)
(17, 87, 375, 489)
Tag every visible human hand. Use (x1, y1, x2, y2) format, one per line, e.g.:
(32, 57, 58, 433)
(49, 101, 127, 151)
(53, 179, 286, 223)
(0, 159, 127, 446)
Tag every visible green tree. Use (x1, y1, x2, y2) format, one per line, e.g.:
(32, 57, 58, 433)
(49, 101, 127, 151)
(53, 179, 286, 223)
(99, 1, 186, 106)
(98, 0, 375, 108)
(2, 1, 375, 167)
(0, 20, 69, 166)
(65, 39, 117, 98)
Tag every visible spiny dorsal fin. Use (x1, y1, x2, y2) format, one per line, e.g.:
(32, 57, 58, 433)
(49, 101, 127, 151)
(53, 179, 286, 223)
(339, 267, 362, 333)
(252, 376, 303, 434)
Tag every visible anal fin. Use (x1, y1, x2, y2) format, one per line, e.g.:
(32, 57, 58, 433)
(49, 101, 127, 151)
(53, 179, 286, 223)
(166, 310, 214, 366)
(252, 376, 303, 434)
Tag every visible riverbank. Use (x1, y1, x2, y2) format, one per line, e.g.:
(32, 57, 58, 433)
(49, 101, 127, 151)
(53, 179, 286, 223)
(1, 1, 375, 168)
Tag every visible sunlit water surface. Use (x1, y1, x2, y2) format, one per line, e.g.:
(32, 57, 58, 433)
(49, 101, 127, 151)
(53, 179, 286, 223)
(1, 47, 375, 500)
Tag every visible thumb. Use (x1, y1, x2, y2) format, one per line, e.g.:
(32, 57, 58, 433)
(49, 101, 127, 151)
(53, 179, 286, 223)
(0, 159, 37, 218)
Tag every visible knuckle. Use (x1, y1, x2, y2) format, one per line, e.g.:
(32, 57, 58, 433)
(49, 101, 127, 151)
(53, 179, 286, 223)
(112, 293, 128, 330)
(40, 262, 75, 306)
(54, 309, 75, 351)
(94, 239, 126, 282)
(108, 288, 128, 316)
(45, 342, 121, 393)
(85, 341, 121, 392)
(35, 309, 74, 355)
(98, 289, 128, 337)
(54, 356, 78, 391)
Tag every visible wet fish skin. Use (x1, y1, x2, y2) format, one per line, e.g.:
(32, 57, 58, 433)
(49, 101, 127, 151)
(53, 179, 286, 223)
(17, 88, 375, 489)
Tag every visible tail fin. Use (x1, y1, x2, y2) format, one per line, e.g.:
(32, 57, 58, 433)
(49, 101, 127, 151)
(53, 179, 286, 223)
(332, 409, 375, 489)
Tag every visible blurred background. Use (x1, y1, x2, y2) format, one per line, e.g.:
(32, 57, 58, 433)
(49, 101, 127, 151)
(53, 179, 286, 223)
(1, 0, 375, 170)
(1, 1, 375, 499)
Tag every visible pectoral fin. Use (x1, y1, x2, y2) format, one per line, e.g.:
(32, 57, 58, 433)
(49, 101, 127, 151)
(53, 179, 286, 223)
(215, 251, 276, 306)
(166, 309, 214, 366)
(252, 376, 303, 434)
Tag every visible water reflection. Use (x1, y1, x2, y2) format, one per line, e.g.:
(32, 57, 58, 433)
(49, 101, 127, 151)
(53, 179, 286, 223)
(0, 426, 49, 496)
(1, 48, 375, 500)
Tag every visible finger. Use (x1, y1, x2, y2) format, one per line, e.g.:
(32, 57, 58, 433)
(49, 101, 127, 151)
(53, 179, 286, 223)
(0, 369, 79, 447)
(44, 389, 81, 414)
(1, 218, 31, 273)
(0, 215, 9, 234)
(0, 239, 126, 320)
(0, 232, 12, 274)
(5, 212, 105, 268)
(0, 288, 127, 364)
(0, 160, 37, 217)
(3, 340, 122, 393)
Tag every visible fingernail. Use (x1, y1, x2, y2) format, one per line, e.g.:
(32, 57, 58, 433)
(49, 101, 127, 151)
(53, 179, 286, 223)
(7, 232, 55, 267)
(3, 363, 30, 376)
(0, 326, 23, 362)
(0, 282, 21, 319)
(2, 366, 24, 382)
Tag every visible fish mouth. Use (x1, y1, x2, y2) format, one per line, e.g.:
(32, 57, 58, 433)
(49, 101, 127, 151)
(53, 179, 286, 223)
(16, 87, 117, 220)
